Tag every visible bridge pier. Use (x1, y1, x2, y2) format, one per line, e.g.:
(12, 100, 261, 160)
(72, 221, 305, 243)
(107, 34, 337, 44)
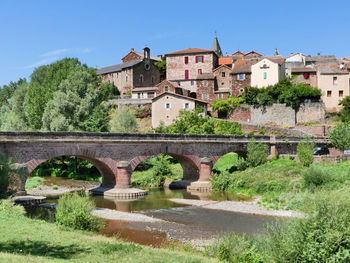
(116, 161, 132, 188)
(187, 157, 212, 191)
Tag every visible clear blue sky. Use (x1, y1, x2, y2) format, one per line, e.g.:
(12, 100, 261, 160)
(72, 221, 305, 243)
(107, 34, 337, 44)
(1, 0, 350, 86)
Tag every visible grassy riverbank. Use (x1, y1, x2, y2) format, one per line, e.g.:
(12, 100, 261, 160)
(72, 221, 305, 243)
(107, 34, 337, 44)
(211, 157, 350, 211)
(0, 207, 217, 263)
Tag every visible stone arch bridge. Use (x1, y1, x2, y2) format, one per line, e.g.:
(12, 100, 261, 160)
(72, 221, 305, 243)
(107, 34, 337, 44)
(0, 132, 328, 194)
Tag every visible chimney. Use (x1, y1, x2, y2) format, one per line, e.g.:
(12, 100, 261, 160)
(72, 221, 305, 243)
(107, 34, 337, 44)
(131, 48, 134, 51)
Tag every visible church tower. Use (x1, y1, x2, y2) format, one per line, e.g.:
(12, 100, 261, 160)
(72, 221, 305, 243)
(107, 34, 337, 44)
(212, 36, 223, 57)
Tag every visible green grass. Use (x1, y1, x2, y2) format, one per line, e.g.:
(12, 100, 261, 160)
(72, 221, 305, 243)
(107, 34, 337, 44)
(211, 158, 350, 210)
(0, 206, 218, 263)
(25, 176, 45, 190)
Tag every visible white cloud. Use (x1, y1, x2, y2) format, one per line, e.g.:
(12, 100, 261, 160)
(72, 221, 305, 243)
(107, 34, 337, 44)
(40, 48, 71, 57)
(22, 58, 58, 69)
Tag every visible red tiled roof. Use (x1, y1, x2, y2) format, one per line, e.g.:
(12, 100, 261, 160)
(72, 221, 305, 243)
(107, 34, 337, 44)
(152, 92, 208, 104)
(218, 56, 233, 65)
(244, 51, 263, 57)
(165, 48, 214, 56)
(213, 64, 232, 72)
(291, 67, 317, 73)
(232, 51, 244, 56)
(231, 58, 259, 73)
(196, 73, 215, 80)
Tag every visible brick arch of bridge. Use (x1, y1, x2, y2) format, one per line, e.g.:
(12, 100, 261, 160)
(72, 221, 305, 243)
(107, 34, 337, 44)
(130, 153, 201, 181)
(24, 151, 117, 191)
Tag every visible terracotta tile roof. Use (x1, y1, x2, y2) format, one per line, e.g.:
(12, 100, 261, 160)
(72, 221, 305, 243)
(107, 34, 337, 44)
(316, 64, 348, 74)
(218, 56, 233, 65)
(344, 57, 350, 61)
(260, 57, 285, 65)
(155, 80, 180, 88)
(244, 51, 263, 57)
(231, 58, 259, 73)
(152, 92, 208, 104)
(232, 51, 244, 56)
(196, 73, 215, 80)
(291, 67, 317, 73)
(165, 48, 214, 56)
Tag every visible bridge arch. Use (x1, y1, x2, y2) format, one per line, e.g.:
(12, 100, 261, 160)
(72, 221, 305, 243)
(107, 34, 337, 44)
(24, 150, 117, 191)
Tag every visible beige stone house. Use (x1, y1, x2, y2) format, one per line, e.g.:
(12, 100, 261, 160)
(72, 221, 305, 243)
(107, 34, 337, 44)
(251, 57, 285, 88)
(97, 47, 160, 95)
(213, 65, 232, 99)
(152, 92, 208, 128)
(316, 65, 350, 111)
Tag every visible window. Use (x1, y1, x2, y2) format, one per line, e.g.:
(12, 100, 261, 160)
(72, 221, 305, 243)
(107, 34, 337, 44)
(333, 76, 338, 85)
(203, 80, 208, 87)
(184, 56, 189, 64)
(327, 90, 332, 97)
(221, 72, 226, 77)
(198, 69, 202, 74)
(221, 82, 224, 86)
(164, 86, 169, 91)
(191, 80, 194, 86)
(139, 74, 144, 83)
(263, 72, 267, 79)
(151, 76, 155, 84)
(185, 70, 189, 80)
(339, 90, 344, 97)
(116, 72, 119, 78)
(237, 74, 245, 80)
(218, 93, 223, 99)
(202, 93, 208, 100)
(137, 93, 141, 99)
(184, 103, 190, 109)
(177, 81, 181, 86)
(196, 56, 204, 63)
(109, 73, 113, 79)
(165, 103, 171, 109)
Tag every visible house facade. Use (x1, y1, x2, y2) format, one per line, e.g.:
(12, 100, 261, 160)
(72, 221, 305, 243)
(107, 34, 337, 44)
(213, 65, 232, 99)
(251, 57, 285, 88)
(97, 47, 160, 95)
(151, 92, 208, 128)
(165, 48, 218, 93)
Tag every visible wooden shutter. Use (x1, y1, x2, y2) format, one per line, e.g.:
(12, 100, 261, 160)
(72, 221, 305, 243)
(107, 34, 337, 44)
(185, 70, 189, 80)
(184, 56, 188, 64)
(196, 56, 198, 63)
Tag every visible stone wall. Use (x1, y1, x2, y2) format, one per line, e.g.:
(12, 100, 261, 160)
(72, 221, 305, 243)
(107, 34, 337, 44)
(296, 102, 325, 124)
(228, 103, 325, 127)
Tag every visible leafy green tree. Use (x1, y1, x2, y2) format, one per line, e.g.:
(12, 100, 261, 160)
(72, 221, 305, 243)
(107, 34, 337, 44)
(0, 78, 27, 108)
(24, 58, 90, 130)
(212, 96, 244, 118)
(214, 120, 242, 135)
(0, 106, 28, 131)
(329, 122, 350, 151)
(246, 139, 269, 167)
(42, 69, 101, 131)
(110, 107, 138, 133)
(297, 140, 315, 167)
(80, 103, 111, 132)
(339, 96, 350, 122)
(154, 58, 166, 80)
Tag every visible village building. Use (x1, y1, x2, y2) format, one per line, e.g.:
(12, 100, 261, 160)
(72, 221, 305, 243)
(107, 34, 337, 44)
(154, 80, 190, 97)
(165, 48, 218, 94)
(213, 65, 232, 99)
(316, 64, 350, 111)
(196, 73, 216, 104)
(291, 67, 318, 87)
(251, 57, 286, 88)
(231, 58, 259, 96)
(151, 92, 208, 128)
(121, 48, 162, 63)
(97, 47, 161, 95)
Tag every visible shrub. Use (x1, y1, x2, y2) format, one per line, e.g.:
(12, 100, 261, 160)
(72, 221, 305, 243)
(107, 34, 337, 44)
(56, 192, 103, 231)
(246, 139, 269, 167)
(110, 107, 138, 133)
(297, 140, 315, 167)
(0, 199, 25, 217)
(0, 153, 11, 198)
(214, 120, 242, 135)
(303, 165, 331, 190)
(329, 122, 350, 151)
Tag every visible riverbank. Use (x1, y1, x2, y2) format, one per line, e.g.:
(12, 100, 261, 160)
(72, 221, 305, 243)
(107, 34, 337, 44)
(0, 209, 218, 263)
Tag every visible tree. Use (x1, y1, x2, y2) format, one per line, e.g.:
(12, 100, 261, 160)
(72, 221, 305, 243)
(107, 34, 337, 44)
(110, 107, 138, 133)
(154, 58, 166, 80)
(246, 139, 269, 167)
(329, 123, 350, 151)
(214, 120, 242, 135)
(42, 69, 101, 131)
(339, 96, 350, 122)
(24, 58, 90, 130)
(297, 140, 315, 167)
(211, 96, 244, 118)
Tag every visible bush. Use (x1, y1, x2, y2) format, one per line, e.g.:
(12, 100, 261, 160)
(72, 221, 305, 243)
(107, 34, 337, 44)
(110, 107, 138, 133)
(246, 139, 269, 167)
(214, 120, 242, 135)
(329, 122, 350, 151)
(303, 165, 331, 190)
(56, 192, 103, 231)
(0, 199, 25, 217)
(297, 140, 315, 167)
(0, 153, 11, 198)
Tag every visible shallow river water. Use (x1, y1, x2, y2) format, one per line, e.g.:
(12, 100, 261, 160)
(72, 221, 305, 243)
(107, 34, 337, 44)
(26, 177, 280, 246)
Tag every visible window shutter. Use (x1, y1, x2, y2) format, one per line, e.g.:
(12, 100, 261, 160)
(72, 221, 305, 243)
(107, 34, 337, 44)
(184, 56, 188, 64)
(202, 56, 204, 63)
(196, 56, 198, 63)
(185, 70, 189, 80)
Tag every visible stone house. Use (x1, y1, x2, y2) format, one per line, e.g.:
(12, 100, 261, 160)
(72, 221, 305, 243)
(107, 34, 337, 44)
(213, 65, 232, 99)
(251, 57, 286, 88)
(291, 67, 318, 87)
(97, 47, 160, 95)
(316, 65, 350, 111)
(196, 73, 216, 104)
(154, 80, 190, 97)
(122, 48, 162, 63)
(165, 48, 218, 93)
(231, 58, 259, 96)
(151, 92, 208, 128)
